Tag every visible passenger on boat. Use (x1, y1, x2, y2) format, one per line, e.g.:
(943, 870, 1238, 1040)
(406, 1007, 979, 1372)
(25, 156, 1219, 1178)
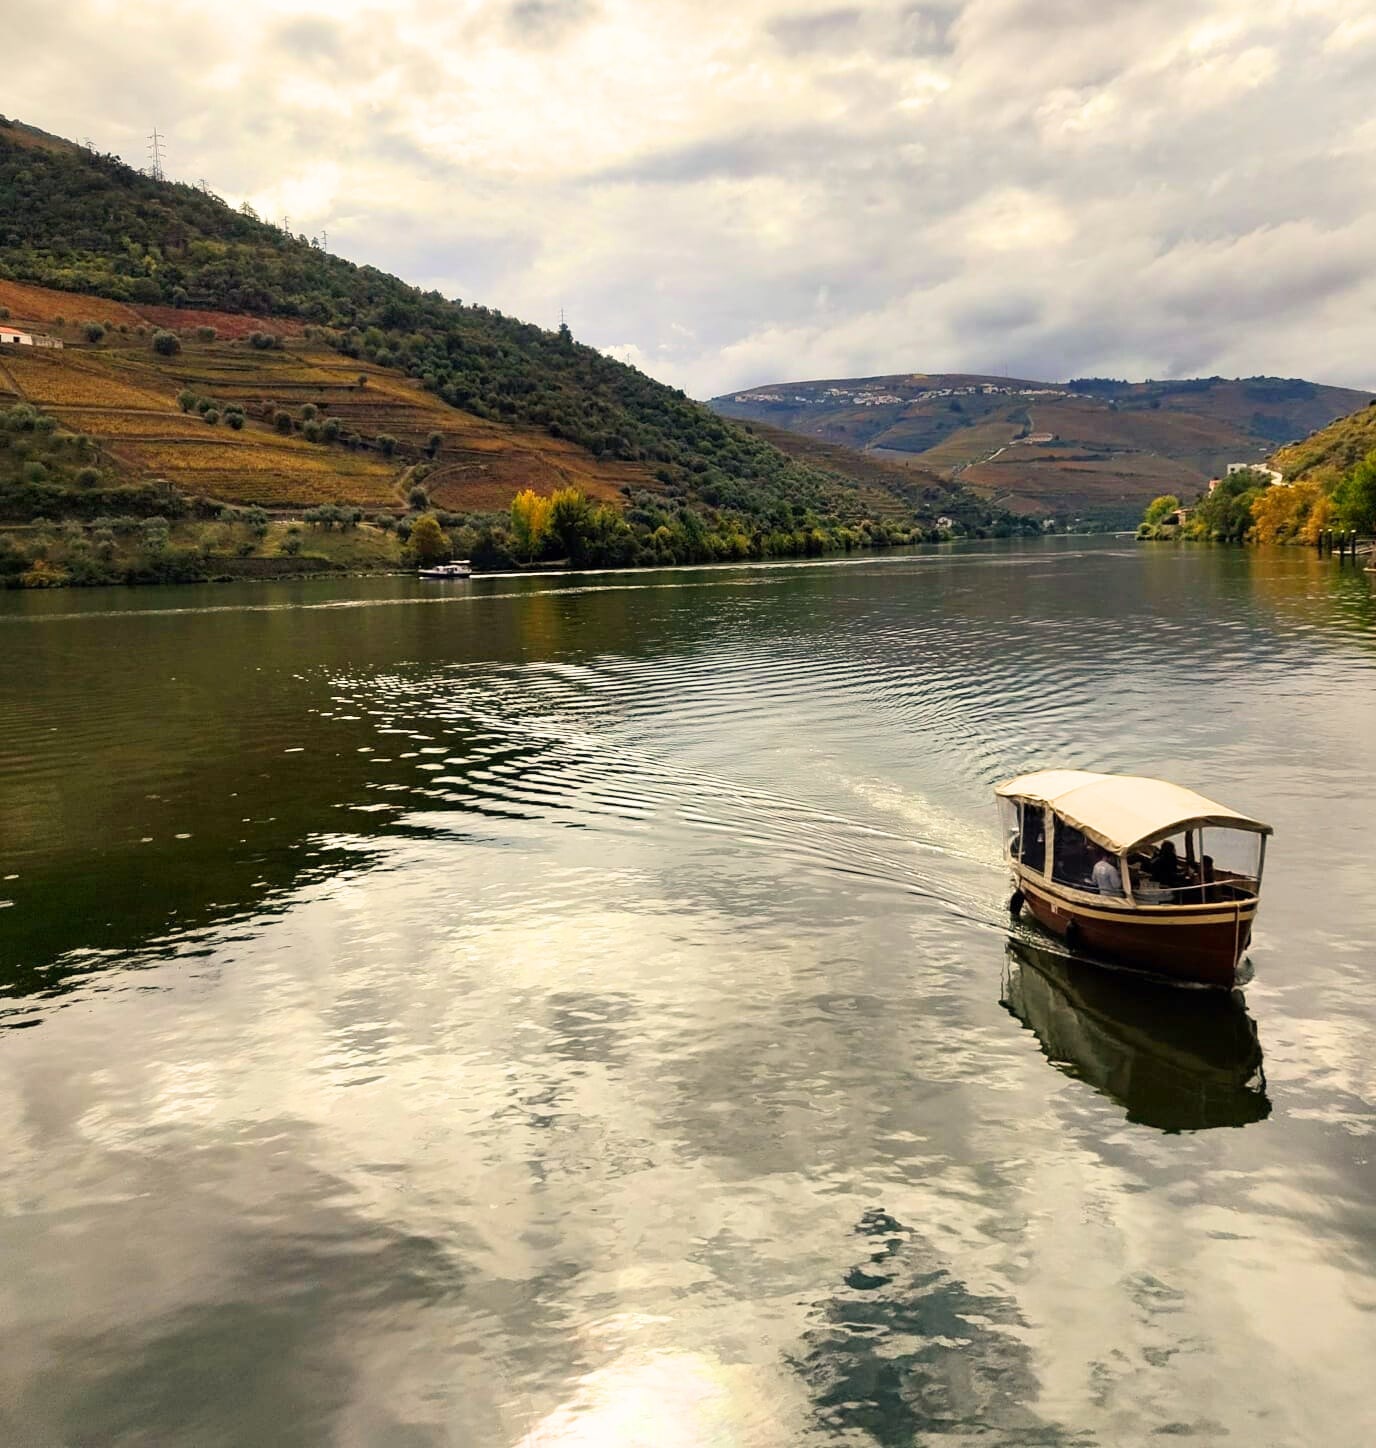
(1091, 849, 1125, 897)
(1146, 840, 1185, 889)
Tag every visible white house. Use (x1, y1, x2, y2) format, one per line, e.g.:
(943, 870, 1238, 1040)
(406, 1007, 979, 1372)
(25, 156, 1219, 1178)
(1226, 461, 1285, 487)
(0, 326, 62, 349)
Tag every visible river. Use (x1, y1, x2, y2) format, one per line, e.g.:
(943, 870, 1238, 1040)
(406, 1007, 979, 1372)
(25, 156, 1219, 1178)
(1, 538, 1373, 1446)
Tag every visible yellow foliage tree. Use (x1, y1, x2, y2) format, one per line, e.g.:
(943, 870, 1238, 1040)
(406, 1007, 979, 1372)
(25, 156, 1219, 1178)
(1250, 482, 1317, 544)
(510, 488, 554, 561)
(1299, 489, 1334, 546)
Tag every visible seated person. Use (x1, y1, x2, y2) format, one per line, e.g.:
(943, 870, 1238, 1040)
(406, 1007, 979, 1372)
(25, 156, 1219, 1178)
(1146, 840, 1185, 889)
(1092, 848, 1125, 897)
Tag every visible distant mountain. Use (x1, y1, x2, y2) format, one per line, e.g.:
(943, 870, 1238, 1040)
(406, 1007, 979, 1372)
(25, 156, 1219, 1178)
(0, 114, 1015, 567)
(712, 372, 1374, 527)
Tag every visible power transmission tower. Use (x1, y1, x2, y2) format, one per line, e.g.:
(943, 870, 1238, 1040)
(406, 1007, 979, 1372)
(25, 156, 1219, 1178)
(147, 127, 165, 181)
(321, 229, 328, 251)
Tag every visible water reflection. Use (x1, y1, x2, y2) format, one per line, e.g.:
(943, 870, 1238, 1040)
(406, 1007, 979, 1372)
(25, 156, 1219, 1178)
(792, 1207, 1087, 1446)
(1001, 939, 1270, 1131)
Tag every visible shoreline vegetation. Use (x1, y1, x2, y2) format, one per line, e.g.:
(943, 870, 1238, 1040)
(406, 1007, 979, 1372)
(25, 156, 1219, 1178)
(0, 471, 998, 591)
(1136, 423, 1376, 546)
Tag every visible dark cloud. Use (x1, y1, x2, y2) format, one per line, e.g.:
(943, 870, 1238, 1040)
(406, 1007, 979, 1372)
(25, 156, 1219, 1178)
(767, 7, 864, 54)
(505, 0, 598, 45)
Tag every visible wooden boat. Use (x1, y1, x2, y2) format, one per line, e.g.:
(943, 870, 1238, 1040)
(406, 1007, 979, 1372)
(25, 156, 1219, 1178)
(417, 560, 472, 579)
(1001, 940, 1269, 1130)
(996, 769, 1272, 988)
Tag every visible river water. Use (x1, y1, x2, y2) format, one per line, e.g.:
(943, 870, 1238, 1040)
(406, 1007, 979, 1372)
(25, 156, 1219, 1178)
(1, 538, 1373, 1446)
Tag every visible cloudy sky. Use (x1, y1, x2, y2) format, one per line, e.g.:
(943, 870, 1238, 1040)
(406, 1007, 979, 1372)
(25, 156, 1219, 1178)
(6, 0, 1376, 396)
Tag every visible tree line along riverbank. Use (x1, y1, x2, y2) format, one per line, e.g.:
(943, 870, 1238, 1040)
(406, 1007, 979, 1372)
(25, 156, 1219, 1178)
(1136, 402, 1376, 544)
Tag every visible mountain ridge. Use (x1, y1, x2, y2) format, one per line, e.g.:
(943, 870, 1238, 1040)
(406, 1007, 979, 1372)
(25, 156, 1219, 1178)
(712, 371, 1374, 527)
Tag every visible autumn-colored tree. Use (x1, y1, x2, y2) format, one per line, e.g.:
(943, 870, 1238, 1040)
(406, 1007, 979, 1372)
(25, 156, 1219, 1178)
(510, 488, 554, 561)
(1251, 481, 1318, 544)
(1142, 494, 1181, 527)
(410, 512, 450, 565)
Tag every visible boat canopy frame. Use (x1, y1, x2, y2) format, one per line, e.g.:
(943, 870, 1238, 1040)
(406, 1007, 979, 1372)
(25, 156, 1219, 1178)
(995, 770, 1272, 856)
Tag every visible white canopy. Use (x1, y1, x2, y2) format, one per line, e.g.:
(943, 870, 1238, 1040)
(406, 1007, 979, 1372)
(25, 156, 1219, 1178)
(995, 770, 1272, 854)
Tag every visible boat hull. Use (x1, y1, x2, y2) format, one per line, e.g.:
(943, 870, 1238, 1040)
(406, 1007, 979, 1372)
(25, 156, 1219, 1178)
(1016, 872, 1255, 988)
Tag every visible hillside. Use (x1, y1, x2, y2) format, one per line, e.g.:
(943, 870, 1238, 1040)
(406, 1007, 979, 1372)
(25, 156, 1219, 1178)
(713, 372, 1373, 527)
(1270, 400, 1376, 489)
(0, 115, 1011, 581)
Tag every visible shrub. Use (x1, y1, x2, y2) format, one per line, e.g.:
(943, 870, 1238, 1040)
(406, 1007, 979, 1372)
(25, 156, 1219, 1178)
(408, 484, 428, 510)
(195, 326, 217, 342)
(280, 533, 302, 556)
(226, 412, 244, 430)
(321, 417, 341, 442)
(377, 433, 397, 456)
(426, 431, 443, 458)
(274, 409, 293, 435)
(300, 403, 318, 421)
(410, 513, 449, 564)
(76, 466, 101, 486)
(249, 331, 280, 350)
(204, 409, 220, 425)
(177, 389, 197, 412)
(83, 322, 105, 343)
(151, 329, 181, 356)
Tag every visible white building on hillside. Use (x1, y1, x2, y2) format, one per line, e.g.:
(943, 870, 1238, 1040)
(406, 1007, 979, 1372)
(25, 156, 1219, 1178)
(1226, 461, 1285, 487)
(0, 326, 62, 349)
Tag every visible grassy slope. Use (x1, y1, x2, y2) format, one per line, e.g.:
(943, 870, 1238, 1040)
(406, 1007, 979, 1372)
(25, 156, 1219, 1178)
(0, 117, 1005, 538)
(1271, 401, 1376, 488)
(714, 374, 1373, 525)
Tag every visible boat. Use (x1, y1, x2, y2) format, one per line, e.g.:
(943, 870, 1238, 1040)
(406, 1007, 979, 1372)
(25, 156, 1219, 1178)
(1001, 939, 1269, 1130)
(995, 769, 1272, 987)
(417, 560, 472, 579)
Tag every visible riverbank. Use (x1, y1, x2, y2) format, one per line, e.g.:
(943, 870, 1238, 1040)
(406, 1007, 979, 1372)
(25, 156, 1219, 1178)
(0, 510, 996, 589)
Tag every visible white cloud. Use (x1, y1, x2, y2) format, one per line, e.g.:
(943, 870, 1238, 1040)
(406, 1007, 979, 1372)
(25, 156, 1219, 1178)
(4, 0, 1374, 398)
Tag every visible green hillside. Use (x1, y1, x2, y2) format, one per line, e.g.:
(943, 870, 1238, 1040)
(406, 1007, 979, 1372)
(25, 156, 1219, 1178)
(0, 114, 1017, 584)
(713, 372, 1374, 527)
(1271, 400, 1376, 488)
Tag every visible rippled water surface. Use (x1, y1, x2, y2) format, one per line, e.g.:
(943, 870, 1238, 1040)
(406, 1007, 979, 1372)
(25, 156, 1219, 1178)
(2, 538, 1374, 1446)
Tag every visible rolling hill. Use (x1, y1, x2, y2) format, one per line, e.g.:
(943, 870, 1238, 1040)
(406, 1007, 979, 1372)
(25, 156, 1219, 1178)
(0, 115, 1016, 581)
(712, 372, 1374, 527)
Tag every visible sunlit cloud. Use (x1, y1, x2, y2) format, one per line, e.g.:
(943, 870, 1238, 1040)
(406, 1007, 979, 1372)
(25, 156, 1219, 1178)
(5, 0, 1374, 397)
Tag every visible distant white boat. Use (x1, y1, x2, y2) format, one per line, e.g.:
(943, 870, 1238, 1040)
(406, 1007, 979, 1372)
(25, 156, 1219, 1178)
(418, 560, 472, 579)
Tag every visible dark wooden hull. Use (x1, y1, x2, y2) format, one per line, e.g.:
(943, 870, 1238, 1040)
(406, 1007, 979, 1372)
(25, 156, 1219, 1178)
(1016, 872, 1256, 989)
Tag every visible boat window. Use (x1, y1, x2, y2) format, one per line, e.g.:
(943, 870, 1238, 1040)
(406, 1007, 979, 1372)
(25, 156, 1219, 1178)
(1125, 826, 1262, 902)
(1201, 827, 1264, 893)
(1050, 817, 1093, 888)
(999, 797, 1019, 859)
(1020, 804, 1047, 874)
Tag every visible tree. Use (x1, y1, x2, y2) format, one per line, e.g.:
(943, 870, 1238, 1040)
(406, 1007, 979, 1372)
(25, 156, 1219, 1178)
(1334, 451, 1376, 533)
(83, 322, 105, 343)
(176, 389, 197, 413)
(548, 486, 594, 563)
(409, 512, 449, 564)
(1143, 494, 1181, 527)
(510, 487, 554, 560)
(377, 433, 397, 456)
(426, 431, 443, 458)
(195, 326, 217, 342)
(226, 412, 244, 430)
(408, 484, 429, 510)
(274, 409, 294, 435)
(151, 329, 181, 356)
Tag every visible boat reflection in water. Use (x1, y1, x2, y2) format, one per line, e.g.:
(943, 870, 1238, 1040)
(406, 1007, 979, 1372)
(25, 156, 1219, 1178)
(1001, 939, 1270, 1131)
